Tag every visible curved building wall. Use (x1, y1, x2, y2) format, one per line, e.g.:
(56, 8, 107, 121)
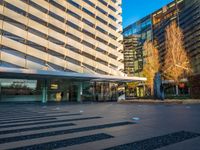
(0, 0, 124, 76)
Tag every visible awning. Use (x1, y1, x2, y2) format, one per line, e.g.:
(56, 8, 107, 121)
(0, 67, 147, 82)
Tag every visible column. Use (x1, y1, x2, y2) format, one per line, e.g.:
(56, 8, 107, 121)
(42, 80, 48, 103)
(0, 81, 1, 101)
(77, 82, 83, 102)
(175, 85, 179, 96)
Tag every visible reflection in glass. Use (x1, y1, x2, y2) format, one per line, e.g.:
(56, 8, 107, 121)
(0, 79, 42, 102)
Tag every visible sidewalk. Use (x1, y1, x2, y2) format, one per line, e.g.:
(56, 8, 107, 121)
(118, 99, 200, 104)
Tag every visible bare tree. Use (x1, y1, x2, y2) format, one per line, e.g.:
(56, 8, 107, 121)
(143, 41, 160, 96)
(163, 21, 191, 86)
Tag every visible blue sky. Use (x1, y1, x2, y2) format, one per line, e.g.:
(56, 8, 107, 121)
(122, 0, 173, 28)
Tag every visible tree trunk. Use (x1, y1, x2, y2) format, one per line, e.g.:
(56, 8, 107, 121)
(151, 88, 154, 97)
(150, 84, 154, 97)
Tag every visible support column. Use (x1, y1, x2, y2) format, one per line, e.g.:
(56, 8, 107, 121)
(42, 80, 48, 103)
(0, 82, 1, 101)
(94, 82, 98, 101)
(93, 82, 96, 101)
(100, 83, 104, 101)
(143, 83, 146, 97)
(77, 82, 83, 102)
(175, 85, 179, 96)
(116, 83, 119, 100)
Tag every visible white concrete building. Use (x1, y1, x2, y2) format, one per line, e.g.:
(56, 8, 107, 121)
(0, 0, 146, 102)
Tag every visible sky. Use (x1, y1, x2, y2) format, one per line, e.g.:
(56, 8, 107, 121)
(122, 0, 174, 28)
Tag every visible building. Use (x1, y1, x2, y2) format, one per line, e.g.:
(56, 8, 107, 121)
(123, 0, 200, 98)
(123, 16, 152, 97)
(123, 15, 152, 76)
(123, 35, 141, 76)
(152, 0, 184, 66)
(180, 0, 200, 98)
(0, 0, 146, 102)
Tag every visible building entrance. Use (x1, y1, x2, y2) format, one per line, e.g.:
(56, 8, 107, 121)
(0, 78, 120, 103)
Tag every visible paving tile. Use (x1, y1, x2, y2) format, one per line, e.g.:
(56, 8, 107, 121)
(0, 103, 200, 150)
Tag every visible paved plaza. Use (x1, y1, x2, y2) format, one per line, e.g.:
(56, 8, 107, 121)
(0, 102, 200, 150)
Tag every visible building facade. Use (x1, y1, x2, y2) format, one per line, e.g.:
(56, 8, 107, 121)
(123, 0, 200, 98)
(180, 0, 200, 98)
(123, 35, 141, 76)
(152, 0, 183, 66)
(123, 16, 152, 97)
(0, 0, 146, 102)
(123, 15, 152, 76)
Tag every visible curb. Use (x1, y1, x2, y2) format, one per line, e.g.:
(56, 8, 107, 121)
(118, 99, 200, 105)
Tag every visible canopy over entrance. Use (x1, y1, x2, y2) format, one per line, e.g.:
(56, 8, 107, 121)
(0, 67, 147, 103)
(0, 67, 146, 82)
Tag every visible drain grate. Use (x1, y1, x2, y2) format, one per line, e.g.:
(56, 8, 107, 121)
(0, 113, 42, 118)
(0, 123, 75, 135)
(0, 121, 134, 144)
(8, 133, 114, 150)
(0, 110, 69, 119)
(0, 116, 102, 129)
(0, 113, 81, 122)
(44, 113, 82, 117)
(0, 118, 57, 125)
(104, 131, 200, 150)
(0, 116, 56, 124)
(0, 115, 44, 120)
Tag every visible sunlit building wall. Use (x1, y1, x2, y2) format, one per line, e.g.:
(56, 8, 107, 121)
(0, 0, 130, 102)
(0, 0, 124, 76)
(152, 0, 184, 66)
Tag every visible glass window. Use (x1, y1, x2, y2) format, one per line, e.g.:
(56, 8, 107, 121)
(0, 79, 42, 102)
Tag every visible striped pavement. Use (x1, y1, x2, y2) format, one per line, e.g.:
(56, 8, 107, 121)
(0, 103, 199, 150)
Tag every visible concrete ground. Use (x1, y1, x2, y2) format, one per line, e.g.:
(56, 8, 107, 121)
(0, 102, 200, 150)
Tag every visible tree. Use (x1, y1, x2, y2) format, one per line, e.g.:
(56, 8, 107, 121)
(142, 41, 160, 96)
(163, 21, 191, 87)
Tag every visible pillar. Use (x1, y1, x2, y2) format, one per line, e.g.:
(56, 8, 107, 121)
(42, 80, 48, 103)
(0, 82, 1, 101)
(175, 85, 179, 96)
(77, 82, 83, 102)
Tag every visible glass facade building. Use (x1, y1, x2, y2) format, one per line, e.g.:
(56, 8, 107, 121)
(123, 15, 152, 76)
(123, 15, 152, 41)
(123, 0, 200, 98)
(0, 0, 146, 102)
